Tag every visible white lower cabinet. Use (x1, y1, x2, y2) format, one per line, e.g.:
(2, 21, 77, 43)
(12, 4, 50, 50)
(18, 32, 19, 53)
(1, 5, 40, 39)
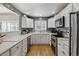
(31, 34, 50, 44)
(57, 38, 69, 56)
(58, 44, 62, 56)
(40, 34, 49, 44)
(1, 50, 10, 56)
(11, 41, 23, 56)
(0, 36, 29, 56)
(22, 38, 27, 56)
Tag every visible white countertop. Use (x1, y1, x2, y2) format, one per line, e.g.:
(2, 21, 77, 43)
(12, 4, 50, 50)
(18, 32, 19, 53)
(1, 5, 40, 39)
(0, 32, 52, 55)
(32, 32, 52, 34)
(0, 32, 32, 55)
(0, 42, 17, 55)
(2, 32, 32, 42)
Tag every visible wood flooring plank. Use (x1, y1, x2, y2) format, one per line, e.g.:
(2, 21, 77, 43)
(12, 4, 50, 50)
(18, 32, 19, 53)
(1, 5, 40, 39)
(26, 44, 55, 56)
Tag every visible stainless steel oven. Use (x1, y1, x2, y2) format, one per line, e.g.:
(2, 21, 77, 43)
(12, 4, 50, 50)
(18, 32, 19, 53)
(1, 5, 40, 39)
(51, 35, 57, 55)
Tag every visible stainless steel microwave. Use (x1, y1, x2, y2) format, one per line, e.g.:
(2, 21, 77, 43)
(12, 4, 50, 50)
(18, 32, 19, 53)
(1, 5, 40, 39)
(55, 16, 65, 28)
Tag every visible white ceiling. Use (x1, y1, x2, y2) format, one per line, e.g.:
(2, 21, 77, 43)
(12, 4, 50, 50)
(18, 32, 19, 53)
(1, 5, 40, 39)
(12, 3, 68, 17)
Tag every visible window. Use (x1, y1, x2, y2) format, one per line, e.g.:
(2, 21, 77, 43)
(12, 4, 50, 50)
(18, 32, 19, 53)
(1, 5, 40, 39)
(35, 20, 47, 31)
(1, 20, 19, 32)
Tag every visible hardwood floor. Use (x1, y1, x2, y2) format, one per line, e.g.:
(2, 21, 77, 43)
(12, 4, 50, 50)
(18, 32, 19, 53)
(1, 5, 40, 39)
(26, 44, 55, 56)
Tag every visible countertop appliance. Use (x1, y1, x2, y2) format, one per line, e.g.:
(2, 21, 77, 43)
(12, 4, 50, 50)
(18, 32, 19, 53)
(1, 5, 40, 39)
(70, 11, 79, 56)
(21, 28, 33, 34)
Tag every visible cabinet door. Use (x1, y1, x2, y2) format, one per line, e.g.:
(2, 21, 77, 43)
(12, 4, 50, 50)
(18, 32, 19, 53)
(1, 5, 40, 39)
(40, 34, 49, 44)
(48, 17, 56, 28)
(23, 39, 27, 56)
(22, 16, 27, 28)
(31, 35, 36, 44)
(57, 38, 63, 56)
(58, 44, 63, 56)
(27, 18, 33, 28)
(1, 50, 10, 56)
(36, 35, 41, 44)
(11, 41, 23, 56)
(31, 34, 41, 44)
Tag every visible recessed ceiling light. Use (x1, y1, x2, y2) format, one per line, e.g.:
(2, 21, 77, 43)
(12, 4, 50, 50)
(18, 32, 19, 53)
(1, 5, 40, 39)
(52, 12, 55, 14)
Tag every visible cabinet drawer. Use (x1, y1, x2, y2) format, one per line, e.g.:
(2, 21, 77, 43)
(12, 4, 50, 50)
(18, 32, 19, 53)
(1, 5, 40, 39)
(1, 50, 10, 56)
(11, 41, 23, 54)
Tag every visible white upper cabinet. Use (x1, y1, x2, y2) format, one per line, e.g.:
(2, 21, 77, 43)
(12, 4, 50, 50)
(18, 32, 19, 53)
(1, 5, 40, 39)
(22, 16, 27, 28)
(48, 16, 56, 28)
(22, 15, 33, 28)
(26, 18, 33, 28)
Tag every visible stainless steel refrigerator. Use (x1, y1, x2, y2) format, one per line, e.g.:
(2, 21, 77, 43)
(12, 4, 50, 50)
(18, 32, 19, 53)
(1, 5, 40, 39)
(70, 11, 79, 56)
